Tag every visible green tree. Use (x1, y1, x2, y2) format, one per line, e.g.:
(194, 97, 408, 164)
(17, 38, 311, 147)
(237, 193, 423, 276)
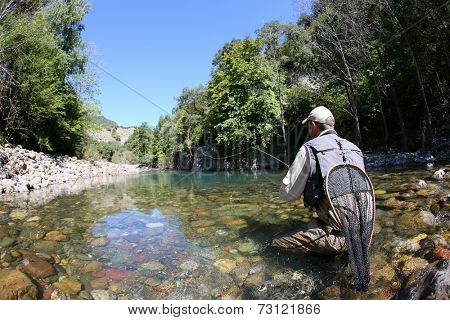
(126, 122, 154, 164)
(172, 85, 207, 166)
(207, 37, 280, 149)
(0, 0, 93, 155)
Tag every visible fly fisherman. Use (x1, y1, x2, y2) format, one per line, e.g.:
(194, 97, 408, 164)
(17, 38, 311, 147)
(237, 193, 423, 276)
(272, 106, 366, 254)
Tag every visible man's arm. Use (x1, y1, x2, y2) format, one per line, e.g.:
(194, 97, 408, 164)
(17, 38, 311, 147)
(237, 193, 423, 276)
(279, 146, 310, 201)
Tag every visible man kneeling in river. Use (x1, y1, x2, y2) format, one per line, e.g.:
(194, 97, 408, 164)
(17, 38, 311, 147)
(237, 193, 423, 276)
(272, 106, 367, 254)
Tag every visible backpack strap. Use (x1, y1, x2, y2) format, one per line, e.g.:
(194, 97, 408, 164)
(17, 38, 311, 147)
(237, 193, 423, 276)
(309, 145, 322, 177)
(335, 139, 348, 163)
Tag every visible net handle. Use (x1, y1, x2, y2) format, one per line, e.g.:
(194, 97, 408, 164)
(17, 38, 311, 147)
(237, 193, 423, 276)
(324, 163, 376, 246)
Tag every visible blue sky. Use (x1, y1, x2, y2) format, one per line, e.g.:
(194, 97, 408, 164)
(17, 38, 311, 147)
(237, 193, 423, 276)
(83, 0, 307, 127)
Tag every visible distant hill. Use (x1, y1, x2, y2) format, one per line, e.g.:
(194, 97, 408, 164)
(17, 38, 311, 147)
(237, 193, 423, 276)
(87, 112, 135, 145)
(88, 112, 119, 130)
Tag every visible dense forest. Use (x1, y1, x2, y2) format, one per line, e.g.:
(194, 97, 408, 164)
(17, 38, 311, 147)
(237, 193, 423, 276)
(1, 0, 449, 169)
(0, 0, 93, 155)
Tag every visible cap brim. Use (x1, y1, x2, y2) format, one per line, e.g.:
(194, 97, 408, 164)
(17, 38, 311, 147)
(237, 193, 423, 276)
(301, 118, 309, 125)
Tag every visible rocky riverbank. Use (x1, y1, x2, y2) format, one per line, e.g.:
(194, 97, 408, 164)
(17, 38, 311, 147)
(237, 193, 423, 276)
(0, 144, 147, 195)
(365, 150, 449, 170)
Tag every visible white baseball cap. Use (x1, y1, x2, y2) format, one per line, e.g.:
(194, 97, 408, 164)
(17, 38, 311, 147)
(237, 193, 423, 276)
(302, 106, 334, 125)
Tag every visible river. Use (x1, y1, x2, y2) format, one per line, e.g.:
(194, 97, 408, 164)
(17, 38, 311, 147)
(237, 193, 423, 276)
(0, 168, 448, 299)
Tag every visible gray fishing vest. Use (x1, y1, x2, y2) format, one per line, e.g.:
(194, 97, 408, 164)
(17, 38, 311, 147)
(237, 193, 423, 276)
(303, 130, 365, 209)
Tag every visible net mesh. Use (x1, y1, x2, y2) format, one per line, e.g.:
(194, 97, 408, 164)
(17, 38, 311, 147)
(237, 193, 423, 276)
(326, 164, 375, 291)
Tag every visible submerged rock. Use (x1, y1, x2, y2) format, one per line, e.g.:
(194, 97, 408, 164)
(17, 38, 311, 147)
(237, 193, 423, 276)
(317, 284, 341, 299)
(81, 261, 104, 273)
(372, 264, 396, 283)
(103, 268, 130, 281)
(141, 261, 165, 271)
(214, 259, 237, 273)
(124, 234, 141, 243)
(79, 290, 93, 300)
(400, 257, 429, 277)
(0, 269, 38, 300)
(91, 289, 113, 300)
(54, 278, 82, 295)
(30, 240, 57, 253)
(144, 277, 161, 287)
(395, 211, 432, 235)
(374, 189, 387, 196)
(191, 220, 215, 228)
(26, 216, 41, 222)
(91, 237, 109, 247)
(9, 210, 28, 220)
(431, 169, 446, 181)
(45, 230, 68, 242)
(237, 240, 260, 254)
(21, 255, 55, 278)
(212, 204, 261, 217)
(146, 222, 164, 229)
(131, 253, 148, 263)
(0, 236, 15, 248)
(90, 278, 109, 290)
(0, 226, 9, 238)
(417, 180, 427, 188)
(244, 274, 264, 286)
(179, 260, 199, 272)
(429, 246, 450, 261)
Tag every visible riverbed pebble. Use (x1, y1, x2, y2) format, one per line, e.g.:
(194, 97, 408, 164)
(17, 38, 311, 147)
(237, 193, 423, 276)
(0, 269, 38, 299)
(432, 169, 446, 180)
(91, 289, 113, 300)
(54, 278, 82, 295)
(418, 180, 427, 188)
(21, 255, 56, 278)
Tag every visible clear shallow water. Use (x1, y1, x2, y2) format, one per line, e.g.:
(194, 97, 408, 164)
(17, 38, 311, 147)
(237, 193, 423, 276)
(0, 168, 448, 299)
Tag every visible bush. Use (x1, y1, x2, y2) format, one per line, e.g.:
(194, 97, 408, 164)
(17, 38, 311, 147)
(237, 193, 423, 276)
(111, 127, 121, 142)
(81, 142, 101, 160)
(82, 140, 125, 162)
(111, 149, 134, 164)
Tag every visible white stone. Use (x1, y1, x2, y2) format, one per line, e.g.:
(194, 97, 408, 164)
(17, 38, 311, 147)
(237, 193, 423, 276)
(26, 216, 41, 222)
(418, 180, 427, 188)
(91, 289, 112, 300)
(146, 223, 164, 229)
(432, 169, 446, 180)
(1, 179, 14, 189)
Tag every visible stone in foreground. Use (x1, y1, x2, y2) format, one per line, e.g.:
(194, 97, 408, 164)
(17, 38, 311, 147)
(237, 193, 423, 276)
(0, 269, 38, 299)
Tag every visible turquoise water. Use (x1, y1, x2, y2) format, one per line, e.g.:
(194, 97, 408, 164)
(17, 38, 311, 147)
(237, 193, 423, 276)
(0, 169, 448, 299)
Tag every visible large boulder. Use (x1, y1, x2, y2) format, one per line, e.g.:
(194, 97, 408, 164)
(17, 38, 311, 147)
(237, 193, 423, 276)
(0, 269, 38, 299)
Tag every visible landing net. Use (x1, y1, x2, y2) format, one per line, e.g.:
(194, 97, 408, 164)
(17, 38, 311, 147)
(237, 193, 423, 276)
(325, 164, 375, 291)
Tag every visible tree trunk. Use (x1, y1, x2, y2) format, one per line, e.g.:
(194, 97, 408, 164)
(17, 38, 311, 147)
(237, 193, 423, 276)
(336, 36, 363, 148)
(276, 68, 288, 164)
(387, 6, 433, 147)
(376, 85, 389, 150)
(376, 49, 409, 151)
(344, 83, 363, 148)
(388, 85, 409, 151)
(402, 34, 433, 146)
